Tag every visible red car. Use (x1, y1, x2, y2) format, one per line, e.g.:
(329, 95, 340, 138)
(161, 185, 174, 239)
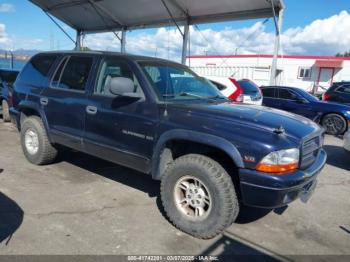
(206, 76, 263, 105)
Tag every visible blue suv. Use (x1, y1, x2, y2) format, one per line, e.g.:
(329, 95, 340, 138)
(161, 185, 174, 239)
(11, 52, 327, 238)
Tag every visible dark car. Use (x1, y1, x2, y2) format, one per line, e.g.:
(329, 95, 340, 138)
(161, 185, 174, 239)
(0, 69, 19, 122)
(262, 86, 350, 135)
(11, 51, 326, 238)
(322, 81, 350, 104)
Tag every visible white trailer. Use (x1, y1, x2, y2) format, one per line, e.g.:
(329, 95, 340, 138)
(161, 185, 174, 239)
(189, 54, 350, 93)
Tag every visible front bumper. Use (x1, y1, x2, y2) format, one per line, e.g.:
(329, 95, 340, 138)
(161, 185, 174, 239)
(239, 149, 327, 208)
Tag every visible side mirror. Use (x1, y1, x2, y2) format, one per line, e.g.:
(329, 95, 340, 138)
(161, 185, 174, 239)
(109, 77, 135, 96)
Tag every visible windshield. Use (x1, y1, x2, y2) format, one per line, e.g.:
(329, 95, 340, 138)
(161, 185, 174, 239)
(139, 62, 226, 101)
(237, 80, 259, 94)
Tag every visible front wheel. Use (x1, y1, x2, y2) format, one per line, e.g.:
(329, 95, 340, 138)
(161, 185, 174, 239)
(321, 114, 347, 135)
(161, 154, 239, 239)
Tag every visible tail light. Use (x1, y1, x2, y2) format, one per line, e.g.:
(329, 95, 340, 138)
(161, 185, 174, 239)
(323, 92, 331, 101)
(228, 78, 243, 102)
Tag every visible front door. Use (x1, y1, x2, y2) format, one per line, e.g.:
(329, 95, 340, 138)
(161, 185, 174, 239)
(84, 57, 158, 173)
(277, 88, 316, 120)
(41, 55, 94, 150)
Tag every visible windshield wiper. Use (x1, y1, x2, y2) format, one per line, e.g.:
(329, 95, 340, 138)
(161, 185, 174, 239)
(178, 92, 205, 99)
(208, 95, 227, 100)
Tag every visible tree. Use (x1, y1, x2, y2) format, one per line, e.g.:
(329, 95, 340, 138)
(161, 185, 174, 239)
(336, 51, 350, 57)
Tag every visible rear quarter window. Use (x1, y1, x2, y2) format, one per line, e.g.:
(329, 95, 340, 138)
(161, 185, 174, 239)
(18, 54, 58, 86)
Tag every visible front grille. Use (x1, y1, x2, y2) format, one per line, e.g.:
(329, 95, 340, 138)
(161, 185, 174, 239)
(300, 135, 322, 169)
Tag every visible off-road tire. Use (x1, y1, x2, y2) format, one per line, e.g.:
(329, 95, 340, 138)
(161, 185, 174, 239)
(2, 100, 10, 122)
(161, 154, 239, 239)
(321, 113, 347, 135)
(21, 116, 57, 165)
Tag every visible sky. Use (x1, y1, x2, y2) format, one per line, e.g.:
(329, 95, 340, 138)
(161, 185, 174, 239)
(0, 0, 350, 61)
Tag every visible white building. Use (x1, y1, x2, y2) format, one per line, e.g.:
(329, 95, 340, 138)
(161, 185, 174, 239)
(188, 55, 350, 93)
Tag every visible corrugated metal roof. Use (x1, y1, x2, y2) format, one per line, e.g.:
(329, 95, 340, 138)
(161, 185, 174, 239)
(30, 0, 284, 33)
(315, 60, 344, 68)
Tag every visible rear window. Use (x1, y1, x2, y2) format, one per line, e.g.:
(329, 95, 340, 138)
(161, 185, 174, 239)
(19, 54, 57, 86)
(335, 85, 350, 94)
(237, 80, 259, 93)
(0, 71, 19, 86)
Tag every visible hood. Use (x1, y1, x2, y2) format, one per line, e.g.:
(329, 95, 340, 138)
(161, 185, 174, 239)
(169, 101, 321, 142)
(319, 101, 350, 111)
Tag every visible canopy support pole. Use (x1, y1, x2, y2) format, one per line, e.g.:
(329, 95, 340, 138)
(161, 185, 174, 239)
(121, 30, 126, 53)
(270, 5, 284, 85)
(181, 24, 189, 65)
(75, 30, 83, 51)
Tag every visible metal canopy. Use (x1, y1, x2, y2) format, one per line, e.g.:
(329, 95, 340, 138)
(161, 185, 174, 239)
(30, 0, 283, 32)
(29, 0, 284, 84)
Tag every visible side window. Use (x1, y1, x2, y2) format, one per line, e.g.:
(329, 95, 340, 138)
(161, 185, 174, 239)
(95, 58, 143, 97)
(19, 54, 57, 86)
(279, 89, 297, 100)
(52, 56, 93, 91)
(262, 88, 276, 98)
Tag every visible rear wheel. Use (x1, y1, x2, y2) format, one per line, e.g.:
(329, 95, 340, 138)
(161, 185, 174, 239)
(321, 113, 347, 135)
(2, 100, 10, 122)
(161, 154, 239, 239)
(21, 116, 57, 165)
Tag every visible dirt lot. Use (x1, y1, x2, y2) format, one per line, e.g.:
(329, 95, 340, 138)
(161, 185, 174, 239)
(0, 119, 349, 258)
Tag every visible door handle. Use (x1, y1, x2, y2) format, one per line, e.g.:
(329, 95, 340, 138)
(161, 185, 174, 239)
(86, 105, 97, 115)
(40, 97, 48, 106)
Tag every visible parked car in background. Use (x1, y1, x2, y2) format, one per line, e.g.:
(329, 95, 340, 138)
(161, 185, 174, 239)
(11, 51, 326, 239)
(206, 76, 263, 105)
(262, 86, 350, 136)
(322, 81, 350, 104)
(0, 69, 19, 122)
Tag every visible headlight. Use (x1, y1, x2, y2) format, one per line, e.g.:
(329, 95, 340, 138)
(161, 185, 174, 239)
(256, 148, 300, 174)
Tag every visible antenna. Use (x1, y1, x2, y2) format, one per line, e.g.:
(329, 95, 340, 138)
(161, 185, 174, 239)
(188, 25, 191, 67)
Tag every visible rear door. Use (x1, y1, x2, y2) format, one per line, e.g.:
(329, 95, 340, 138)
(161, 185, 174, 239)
(41, 55, 95, 150)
